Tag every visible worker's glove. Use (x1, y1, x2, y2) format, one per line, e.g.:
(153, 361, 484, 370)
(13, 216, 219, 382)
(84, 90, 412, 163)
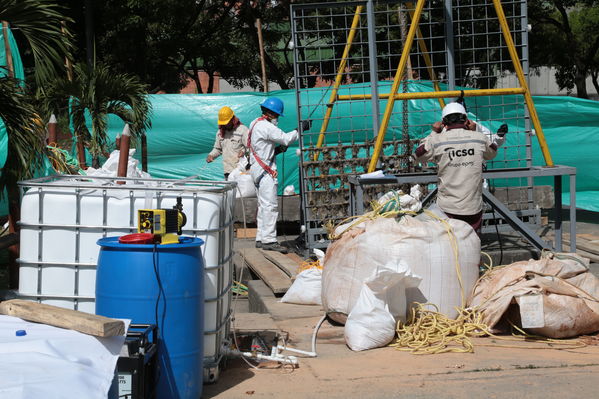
(496, 123, 508, 137)
(274, 146, 288, 155)
(301, 119, 312, 131)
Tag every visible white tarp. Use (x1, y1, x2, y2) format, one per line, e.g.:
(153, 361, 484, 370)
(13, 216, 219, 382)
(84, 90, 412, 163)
(0, 315, 129, 399)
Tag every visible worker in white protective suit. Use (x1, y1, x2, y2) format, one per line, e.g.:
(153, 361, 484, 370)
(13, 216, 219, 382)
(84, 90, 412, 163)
(247, 97, 309, 253)
(206, 106, 249, 180)
(413, 102, 507, 237)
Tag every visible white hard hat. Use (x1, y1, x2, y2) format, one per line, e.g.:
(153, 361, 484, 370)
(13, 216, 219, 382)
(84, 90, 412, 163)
(442, 102, 467, 118)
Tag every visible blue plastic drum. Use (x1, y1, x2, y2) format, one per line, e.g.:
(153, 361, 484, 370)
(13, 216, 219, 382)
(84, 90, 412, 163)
(96, 236, 204, 399)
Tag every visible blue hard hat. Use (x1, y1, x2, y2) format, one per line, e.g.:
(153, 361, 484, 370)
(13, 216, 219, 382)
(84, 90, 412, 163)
(260, 97, 284, 117)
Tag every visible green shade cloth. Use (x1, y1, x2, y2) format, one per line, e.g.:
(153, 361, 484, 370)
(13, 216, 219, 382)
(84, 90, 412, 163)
(88, 82, 599, 213)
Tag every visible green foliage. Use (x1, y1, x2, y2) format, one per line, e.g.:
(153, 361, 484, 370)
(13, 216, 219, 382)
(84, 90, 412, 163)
(0, 0, 72, 89)
(529, 0, 599, 98)
(83, 0, 294, 93)
(0, 77, 45, 188)
(44, 63, 152, 157)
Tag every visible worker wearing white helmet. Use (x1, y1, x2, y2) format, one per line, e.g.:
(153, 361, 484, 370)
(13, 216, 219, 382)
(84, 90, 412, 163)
(413, 102, 506, 236)
(431, 103, 507, 148)
(207, 106, 249, 179)
(247, 97, 310, 253)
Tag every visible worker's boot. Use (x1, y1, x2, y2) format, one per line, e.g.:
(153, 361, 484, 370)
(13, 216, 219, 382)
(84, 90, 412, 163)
(255, 241, 262, 249)
(261, 242, 288, 254)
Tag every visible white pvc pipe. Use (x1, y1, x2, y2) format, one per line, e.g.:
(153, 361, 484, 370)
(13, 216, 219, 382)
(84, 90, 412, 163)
(224, 347, 298, 366)
(276, 345, 316, 357)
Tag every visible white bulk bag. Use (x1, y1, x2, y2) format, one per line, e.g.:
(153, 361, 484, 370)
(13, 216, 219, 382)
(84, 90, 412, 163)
(280, 267, 322, 305)
(344, 263, 421, 351)
(227, 158, 256, 198)
(322, 212, 480, 324)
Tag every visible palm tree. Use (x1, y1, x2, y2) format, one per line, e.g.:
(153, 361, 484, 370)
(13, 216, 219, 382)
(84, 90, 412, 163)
(45, 63, 152, 168)
(0, 0, 72, 287)
(0, 0, 72, 88)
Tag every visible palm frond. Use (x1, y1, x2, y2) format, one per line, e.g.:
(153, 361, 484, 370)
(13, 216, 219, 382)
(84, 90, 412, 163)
(43, 63, 152, 156)
(0, 0, 73, 88)
(0, 77, 45, 188)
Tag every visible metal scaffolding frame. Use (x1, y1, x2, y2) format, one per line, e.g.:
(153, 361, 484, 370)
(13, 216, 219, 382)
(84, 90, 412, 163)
(290, 0, 572, 251)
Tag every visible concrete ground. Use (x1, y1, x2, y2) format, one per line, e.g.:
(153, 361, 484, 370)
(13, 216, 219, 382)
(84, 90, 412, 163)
(207, 217, 599, 399)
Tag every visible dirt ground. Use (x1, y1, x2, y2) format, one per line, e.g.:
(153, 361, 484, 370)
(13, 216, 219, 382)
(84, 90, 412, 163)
(205, 217, 599, 399)
(204, 314, 599, 398)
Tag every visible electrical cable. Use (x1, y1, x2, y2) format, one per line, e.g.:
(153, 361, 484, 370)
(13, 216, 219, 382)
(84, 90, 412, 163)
(230, 186, 261, 370)
(488, 180, 504, 265)
(493, 207, 504, 265)
(280, 146, 289, 247)
(151, 242, 166, 389)
(311, 314, 327, 355)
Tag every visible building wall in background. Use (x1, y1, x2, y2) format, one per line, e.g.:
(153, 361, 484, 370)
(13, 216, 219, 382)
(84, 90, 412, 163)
(174, 67, 599, 100)
(500, 66, 598, 99)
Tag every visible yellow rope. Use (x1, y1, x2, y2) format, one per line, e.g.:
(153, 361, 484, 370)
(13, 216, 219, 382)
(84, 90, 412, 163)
(392, 303, 585, 354)
(390, 217, 586, 354)
(481, 251, 494, 271)
(298, 259, 322, 273)
(422, 210, 465, 307)
(326, 193, 417, 240)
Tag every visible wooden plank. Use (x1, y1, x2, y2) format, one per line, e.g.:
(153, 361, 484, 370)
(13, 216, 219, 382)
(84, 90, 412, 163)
(559, 244, 599, 264)
(239, 248, 291, 294)
(259, 249, 299, 279)
(561, 236, 599, 256)
(0, 299, 125, 337)
(548, 233, 599, 256)
(286, 252, 306, 266)
(236, 227, 257, 239)
(577, 233, 599, 242)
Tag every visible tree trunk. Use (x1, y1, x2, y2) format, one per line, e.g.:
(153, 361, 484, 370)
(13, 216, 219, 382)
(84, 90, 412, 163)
(575, 69, 589, 99)
(191, 71, 202, 94)
(591, 70, 599, 95)
(76, 132, 87, 169)
(207, 71, 215, 93)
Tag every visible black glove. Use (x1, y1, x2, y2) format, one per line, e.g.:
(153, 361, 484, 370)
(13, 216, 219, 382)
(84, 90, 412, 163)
(301, 119, 312, 131)
(274, 146, 288, 155)
(496, 123, 508, 137)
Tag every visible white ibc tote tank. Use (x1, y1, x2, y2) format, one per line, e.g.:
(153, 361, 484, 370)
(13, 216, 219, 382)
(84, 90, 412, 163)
(17, 175, 236, 382)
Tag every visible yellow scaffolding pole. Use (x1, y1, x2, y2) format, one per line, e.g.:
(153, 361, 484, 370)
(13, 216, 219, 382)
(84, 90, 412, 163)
(313, 5, 363, 161)
(367, 0, 427, 173)
(406, 2, 445, 109)
(337, 87, 526, 101)
(492, 0, 553, 167)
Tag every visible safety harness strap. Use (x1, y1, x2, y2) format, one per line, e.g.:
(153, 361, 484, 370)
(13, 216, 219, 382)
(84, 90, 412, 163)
(247, 117, 277, 178)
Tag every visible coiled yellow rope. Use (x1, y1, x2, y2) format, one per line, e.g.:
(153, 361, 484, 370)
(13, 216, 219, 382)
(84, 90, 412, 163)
(391, 213, 586, 354)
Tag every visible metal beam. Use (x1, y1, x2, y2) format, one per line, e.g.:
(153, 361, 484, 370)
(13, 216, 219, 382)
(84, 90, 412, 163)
(492, 0, 554, 167)
(482, 188, 549, 251)
(313, 5, 363, 160)
(367, 0, 427, 173)
(337, 87, 526, 101)
(406, 2, 445, 109)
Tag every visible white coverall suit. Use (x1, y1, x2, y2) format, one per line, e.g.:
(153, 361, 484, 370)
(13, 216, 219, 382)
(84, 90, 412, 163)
(248, 118, 298, 244)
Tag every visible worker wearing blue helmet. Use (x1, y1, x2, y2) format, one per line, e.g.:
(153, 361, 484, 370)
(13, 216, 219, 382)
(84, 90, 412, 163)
(246, 97, 311, 253)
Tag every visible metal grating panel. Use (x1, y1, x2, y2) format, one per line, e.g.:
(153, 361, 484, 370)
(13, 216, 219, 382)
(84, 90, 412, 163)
(291, 0, 537, 250)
